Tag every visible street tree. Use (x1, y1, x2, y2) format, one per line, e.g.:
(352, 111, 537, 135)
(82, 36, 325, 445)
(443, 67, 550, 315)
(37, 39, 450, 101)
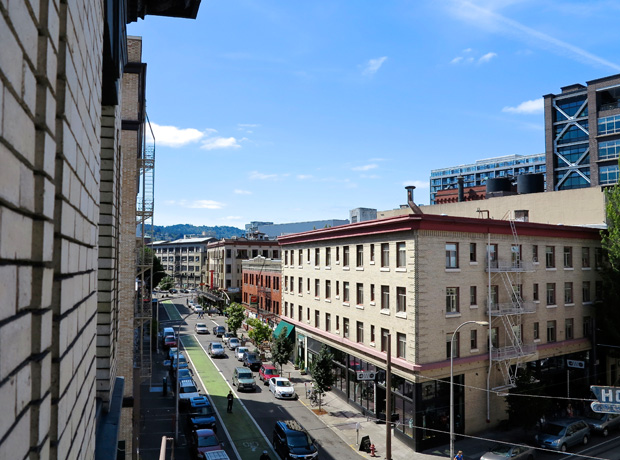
(159, 276, 174, 291)
(505, 369, 551, 430)
(310, 344, 335, 411)
(226, 303, 246, 334)
(246, 318, 272, 349)
(271, 327, 294, 373)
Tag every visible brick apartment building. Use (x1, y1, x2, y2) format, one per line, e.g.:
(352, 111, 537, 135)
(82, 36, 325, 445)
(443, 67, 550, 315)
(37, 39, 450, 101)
(242, 256, 282, 325)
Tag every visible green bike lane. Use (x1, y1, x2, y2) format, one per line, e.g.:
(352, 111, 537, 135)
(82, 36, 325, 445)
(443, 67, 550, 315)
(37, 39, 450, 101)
(181, 334, 277, 460)
(161, 299, 182, 320)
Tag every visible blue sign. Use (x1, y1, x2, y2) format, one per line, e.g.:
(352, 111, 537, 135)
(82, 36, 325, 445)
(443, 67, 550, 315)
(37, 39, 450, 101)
(591, 385, 620, 404)
(591, 402, 620, 414)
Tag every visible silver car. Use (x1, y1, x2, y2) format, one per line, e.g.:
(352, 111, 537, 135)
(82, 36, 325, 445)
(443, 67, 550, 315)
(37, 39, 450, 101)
(480, 444, 535, 460)
(581, 411, 620, 437)
(208, 342, 226, 358)
(535, 418, 590, 452)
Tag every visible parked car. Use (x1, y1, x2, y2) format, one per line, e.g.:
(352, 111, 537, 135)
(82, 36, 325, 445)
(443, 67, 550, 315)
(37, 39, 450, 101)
(580, 410, 620, 437)
(273, 420, 318, 460)
(170, 353, 188, 372)
(169, 288, 178, 294)
(208, 342, 226, 358)
(259, 365, 279, 384)
(480, 444, 536, 460)
(163, 335, 177, 350)
(232, 367, 257, 392)
(195, 323, 209, 334)
(178, 379, 200, 408)
(213, 326, 226, 337)
(243, 352, 262, 371)
(228, 338, 240, 350)
(172, 368, 193, 384)
(188, 396, 217, 432)
(222, 332, 235, 345)
(190, 428, 223, 458)
(535, 418, 590, 452)
(235, 347, 249, 361)
(168, 347, 179, 360)
(269, 377, 296, 400)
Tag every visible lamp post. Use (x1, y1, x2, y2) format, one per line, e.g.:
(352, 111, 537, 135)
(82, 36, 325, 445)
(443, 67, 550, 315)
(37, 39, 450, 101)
(450, 320, 488, 460)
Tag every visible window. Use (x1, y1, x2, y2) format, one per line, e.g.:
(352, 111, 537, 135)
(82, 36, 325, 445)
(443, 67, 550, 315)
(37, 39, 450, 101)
(533, 322, 539, 340)
(397, 333, 406, 358)
(343, 318, 350, 338)
(356, 245, 363, 267)
(356, 283, 364, 305)
(273, 250, 278, 259)
(315, 248, 320, 266)
(370, 284, 375, 302)
(470, 330, 478, 350)
(343, 282, 350, 302)
(533, 283, 539, 301)
(470, 286, 477, 306)
(397, 242, 406, 267)
(546, 283, 556, 305)
(469, 243, 477, 262)
(596, 280, 603, 300)
(307, 248, 310, 263)
(370, 325, 376, 343)
(565, 318, 574, 339)
(356, 321, 364, 343)
(343, 246, 350, 267)
(547, 321, 556, 342)
(564, 282, 573, 304)
(446, 287, 459, 314)
(325, 313, 331, 332)
(307, 308, 310, 321)
(381, 328, 389, 352)
(487, 244, 498, 264)
(336, 280, 340, 297)
(445, 243, 458, 268)
(314, 279, 320, 298)
(326, 247, 331, 266)
(511, 244, 522, 267)
(564, 247, 573, 268)
(584, 316, 593, 337)
(307, 278, 310, 292)
(583, 281, 591, 303)
(315, 310, 320, 328)
(298, 250, 302, 265)
(490, 285, 499, 306)
(370, 244, 375, 263)
(446, 332, 459, 359)
(298, 277, 302, 293)
(325, 280, 331, 299)
(298, 305, 302, 320)
(490, 327, 499, 348)
(377, 285, 389, 310)
(336, 315, 340, 331)
(336, 247, 340, 263)
(595, 248, 603, 269)
(532, 245, 539, 263)
(397, 287, 406, 313)
(546, 246, 555, 268)
(381, 243, 389, 267)
(582, 247, 590, 268)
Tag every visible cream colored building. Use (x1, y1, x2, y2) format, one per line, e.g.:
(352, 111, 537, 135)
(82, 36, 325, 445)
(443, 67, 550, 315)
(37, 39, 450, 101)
(279, 213, 601, 452)
(153, 237, 216, 289)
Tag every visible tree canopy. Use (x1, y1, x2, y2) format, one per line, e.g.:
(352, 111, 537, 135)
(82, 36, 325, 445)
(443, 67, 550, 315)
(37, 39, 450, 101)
(246, 318, 272, 348)
(225, 303, 246, 334)
(271, 327, 294, 373)
(310, 345, 335, 411)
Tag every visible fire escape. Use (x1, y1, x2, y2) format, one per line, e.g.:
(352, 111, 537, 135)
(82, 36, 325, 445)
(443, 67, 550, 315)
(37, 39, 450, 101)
(135, 116, 155, 380)
(486, 218, 537, 390)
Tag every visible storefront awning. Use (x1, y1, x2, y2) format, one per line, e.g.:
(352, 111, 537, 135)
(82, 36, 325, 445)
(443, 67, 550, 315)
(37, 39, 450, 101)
(273, 320, 295, 339)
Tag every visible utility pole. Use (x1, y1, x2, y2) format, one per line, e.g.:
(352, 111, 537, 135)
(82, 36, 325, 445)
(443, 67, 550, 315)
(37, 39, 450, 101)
(386, 333, 392, 460)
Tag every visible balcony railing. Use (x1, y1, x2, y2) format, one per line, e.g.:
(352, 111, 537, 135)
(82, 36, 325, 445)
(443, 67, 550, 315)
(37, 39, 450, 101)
(600, 102, 620, 112)
(491, 343, 537, 360)
(487, 300, 537, 316)
(486, 259, 534, 273)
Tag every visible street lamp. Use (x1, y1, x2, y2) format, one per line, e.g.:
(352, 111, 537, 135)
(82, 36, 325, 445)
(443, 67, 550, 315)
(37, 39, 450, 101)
(450, 320, 488, 460)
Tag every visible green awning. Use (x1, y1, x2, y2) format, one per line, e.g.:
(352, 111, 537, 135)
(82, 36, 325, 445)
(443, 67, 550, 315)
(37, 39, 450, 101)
(273, 320, 295, 339)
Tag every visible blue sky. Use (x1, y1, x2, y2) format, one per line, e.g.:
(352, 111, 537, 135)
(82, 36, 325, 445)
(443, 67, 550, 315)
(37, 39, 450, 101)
(128, 0, 620, 228)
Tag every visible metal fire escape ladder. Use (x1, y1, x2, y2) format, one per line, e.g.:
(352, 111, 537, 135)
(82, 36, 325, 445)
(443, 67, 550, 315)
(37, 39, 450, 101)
(135, 114, 156, 380)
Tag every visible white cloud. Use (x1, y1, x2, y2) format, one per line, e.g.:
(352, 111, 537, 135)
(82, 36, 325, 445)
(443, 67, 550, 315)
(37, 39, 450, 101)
(234, 189, 252, 195)
(362, 57, 388, 76)
(297, 174, 313, 180)
(451, 56, 463, 64)
(186, 200, 225, 209)
(201, 137, 242, 150)
(478, 52, 497, 63)
(352, 164, 378, 171)
(249, 171, 280, 180)
(360, 174, 380, 179)
(149, 123, 206, 147)
(502, 98, 544, 114)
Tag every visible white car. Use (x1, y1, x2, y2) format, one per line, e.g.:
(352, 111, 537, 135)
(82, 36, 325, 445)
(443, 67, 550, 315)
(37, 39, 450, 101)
(195, 323, 209, 334)
(269, 377, 296, 399)
(228, 338, 240, 350)
(235, 347, 249, 361)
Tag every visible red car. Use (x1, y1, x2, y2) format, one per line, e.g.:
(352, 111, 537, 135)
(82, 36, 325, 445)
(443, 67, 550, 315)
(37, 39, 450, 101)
(191, 428, 223, 458)
(258, 364, 279, 384)
(163, 335, 177, 349)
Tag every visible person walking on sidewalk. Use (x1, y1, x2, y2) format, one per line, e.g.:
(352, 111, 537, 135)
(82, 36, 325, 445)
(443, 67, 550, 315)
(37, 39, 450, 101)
(454, 450, 464, 460)
(227, 390, 234, 413)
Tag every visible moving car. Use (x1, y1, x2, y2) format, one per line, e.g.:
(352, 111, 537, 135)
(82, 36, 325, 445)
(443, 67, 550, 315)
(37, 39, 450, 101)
(213, 326, 226, 337)
(193, 305, 204, 315)
(232, 367, 257, 392)
(228, 338, 240, 350)
(208, 342, 226, 358)
(269, 377, 296, 399)
(580, 410, 620, 437)
(188, 396, 217, 432)
(235, 347, 249, 361)
(259, 365, 279, 384)
(222, 332, 235, 345)
(273, 420, 318, 460)
(195, 323, 209, 334)
(480, 444, 535, 460)
(243, 352, 262, 371)
(535, 418, 590, 452)
(190, 428, 223, 458)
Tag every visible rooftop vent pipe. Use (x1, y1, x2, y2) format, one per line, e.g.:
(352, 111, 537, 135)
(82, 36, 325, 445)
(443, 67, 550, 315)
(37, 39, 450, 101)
(457, 175, 464, 202)
(405, 186, 423, 214)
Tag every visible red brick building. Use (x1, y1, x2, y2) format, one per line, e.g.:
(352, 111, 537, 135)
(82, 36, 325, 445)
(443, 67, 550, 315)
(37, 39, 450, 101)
(242, 256, 282, 325)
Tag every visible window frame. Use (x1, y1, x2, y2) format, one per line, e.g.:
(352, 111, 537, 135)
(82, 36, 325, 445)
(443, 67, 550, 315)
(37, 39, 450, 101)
(445, 243, 459, 269)
(446, 287, 460, 314)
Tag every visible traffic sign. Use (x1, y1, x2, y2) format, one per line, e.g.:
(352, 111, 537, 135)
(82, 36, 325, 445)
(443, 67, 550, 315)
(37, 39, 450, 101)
(567, 360, 585, 369)
(591, 402, 620, 414)
(591, 385, 620, 404)
(356, 371, 376, 381)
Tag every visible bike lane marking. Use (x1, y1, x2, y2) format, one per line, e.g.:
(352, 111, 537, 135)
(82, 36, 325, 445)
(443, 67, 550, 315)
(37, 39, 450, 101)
(181, 335, 278, 460)
(161, 300, 182, 320)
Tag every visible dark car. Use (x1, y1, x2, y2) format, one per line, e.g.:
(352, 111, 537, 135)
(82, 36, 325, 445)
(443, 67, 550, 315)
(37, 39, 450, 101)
(273, 420, 318, 460)
(213, 325, 226, 337)
(580, 410, 620, 437)
(188, 396, 217, 432)
(169, 288, 178, 294)
(243, 352, 262, 371)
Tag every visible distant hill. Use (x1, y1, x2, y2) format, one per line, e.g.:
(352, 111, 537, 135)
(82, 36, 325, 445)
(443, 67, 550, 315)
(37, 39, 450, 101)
(152, 224, 245, 241)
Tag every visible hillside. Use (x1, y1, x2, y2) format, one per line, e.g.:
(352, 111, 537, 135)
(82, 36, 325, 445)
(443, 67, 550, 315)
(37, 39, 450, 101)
(152, 224, 245, 241)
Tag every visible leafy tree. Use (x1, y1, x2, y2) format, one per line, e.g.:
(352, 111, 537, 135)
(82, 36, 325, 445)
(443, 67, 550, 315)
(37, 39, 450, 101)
(246, 318, 272, 348)
(225, 302, 246, 334)
(310, 345, 335, 411)
(271, 327, 294, 373)
(159, 276, 174, 291)
(505, 369, 551, 430)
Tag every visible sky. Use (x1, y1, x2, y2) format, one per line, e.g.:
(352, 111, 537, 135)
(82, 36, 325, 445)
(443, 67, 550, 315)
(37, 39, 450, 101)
(128, 0, 620, 229)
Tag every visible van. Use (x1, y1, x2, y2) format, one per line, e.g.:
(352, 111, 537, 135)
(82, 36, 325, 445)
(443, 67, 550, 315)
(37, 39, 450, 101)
(273, 420, 318, 459)
(535, 418, 590, 451)
(163, 327, 175, 338)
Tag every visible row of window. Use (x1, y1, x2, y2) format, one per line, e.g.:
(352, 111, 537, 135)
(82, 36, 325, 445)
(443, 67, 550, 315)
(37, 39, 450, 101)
(242, 292, 280, 314)
(166, 265, 199, 271)
(283, 243, 407, 270)
(209, 249, 279, 260)
(243, 272, 281, 290)
(598, 114, 620, 136)
(445, 242, 602, 269)
(155, 246, 203, 253)
(283, 277, 407, 313)
(161, 256, 199, 262)
(283, 302, 407, 358)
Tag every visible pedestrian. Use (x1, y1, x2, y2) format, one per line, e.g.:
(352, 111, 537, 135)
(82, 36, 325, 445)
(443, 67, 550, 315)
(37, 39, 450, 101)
(259, 450, 271, 460)
(227, 390, 234, 413)
(566, 403, 574, 417)
(454, 450, 463, 460)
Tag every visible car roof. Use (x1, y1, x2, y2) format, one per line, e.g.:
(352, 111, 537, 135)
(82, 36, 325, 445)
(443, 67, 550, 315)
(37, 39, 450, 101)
(272, 377, 289, 382)
(196, 323, 207, 327)
(179, 378, 196, 386)
(262, 364, 277, 370)
(195, 428, 216, 436)
(235, 366, 251, 372)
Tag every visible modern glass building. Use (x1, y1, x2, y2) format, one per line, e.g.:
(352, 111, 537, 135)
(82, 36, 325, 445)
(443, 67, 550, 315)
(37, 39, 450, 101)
(429, 154, 546, 204)
(544, 74, 620, 191)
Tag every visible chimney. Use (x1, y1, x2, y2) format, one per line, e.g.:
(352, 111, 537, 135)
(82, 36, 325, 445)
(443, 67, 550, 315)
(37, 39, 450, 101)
(457, 175, 464, 202)
(405, 186, 423, 214)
